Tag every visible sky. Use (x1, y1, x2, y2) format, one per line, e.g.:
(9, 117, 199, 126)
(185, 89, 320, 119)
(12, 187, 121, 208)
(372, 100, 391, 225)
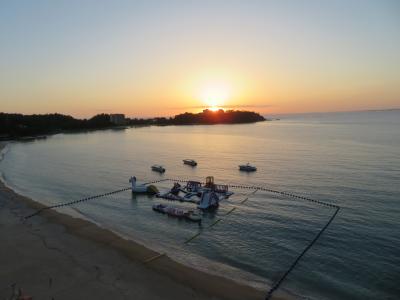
(0, 0, 399, 118)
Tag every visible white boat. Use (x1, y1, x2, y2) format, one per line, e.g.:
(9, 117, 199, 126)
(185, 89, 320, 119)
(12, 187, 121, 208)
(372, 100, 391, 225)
(151, 165, 166, 173)
(239, 163, 257, 172)
(183, 159, 197, 166)
(152, 204, 202, 223)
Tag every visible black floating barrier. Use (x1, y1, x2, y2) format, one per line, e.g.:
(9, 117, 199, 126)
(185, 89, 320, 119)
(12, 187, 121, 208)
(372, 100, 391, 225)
(265, 207, 340, 300)
(24, 187, 131, 219)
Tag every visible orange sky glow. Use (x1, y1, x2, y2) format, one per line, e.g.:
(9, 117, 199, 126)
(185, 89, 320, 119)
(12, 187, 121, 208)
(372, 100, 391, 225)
(1, 1, 399, 118)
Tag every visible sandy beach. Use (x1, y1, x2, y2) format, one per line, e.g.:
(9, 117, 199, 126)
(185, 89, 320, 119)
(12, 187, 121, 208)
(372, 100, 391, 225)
(0, 142, 280, 300)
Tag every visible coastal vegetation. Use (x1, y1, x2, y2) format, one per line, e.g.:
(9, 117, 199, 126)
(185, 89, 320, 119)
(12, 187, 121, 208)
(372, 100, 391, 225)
(0, 109, 265, 139)
(130, 109, 265, 126)
(0, 113, 113, 139)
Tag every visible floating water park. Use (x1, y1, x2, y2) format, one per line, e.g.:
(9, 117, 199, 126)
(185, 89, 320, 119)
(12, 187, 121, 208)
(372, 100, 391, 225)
(23, 165, 341, 300)
(131, 175, 234, 223)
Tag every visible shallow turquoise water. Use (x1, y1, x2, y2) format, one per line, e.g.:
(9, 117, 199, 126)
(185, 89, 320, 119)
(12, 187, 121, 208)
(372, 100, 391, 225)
(1, 110, 399, 299)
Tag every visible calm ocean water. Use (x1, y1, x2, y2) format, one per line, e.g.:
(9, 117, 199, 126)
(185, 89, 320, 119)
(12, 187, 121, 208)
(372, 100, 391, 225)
(1, 110, 399, 299)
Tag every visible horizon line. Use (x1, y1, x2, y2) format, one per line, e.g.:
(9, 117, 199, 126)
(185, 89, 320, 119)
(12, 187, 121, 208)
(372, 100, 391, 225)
(1, 107, 399, 120)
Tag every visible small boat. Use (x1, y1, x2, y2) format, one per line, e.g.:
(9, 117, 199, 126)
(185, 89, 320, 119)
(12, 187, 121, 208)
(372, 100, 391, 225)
(151, 165, 166, 173)
(166, 206, 185, 217)
(239, 163, 257, 172)
(152, 204, 202, 222)
(183, 159, 197, 166)
(152, 203, 168, 213)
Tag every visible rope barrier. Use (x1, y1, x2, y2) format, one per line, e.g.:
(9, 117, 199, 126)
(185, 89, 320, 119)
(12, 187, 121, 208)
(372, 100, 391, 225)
(182, 217, 223, 245)
(143, 253, 166, 264)
(22, 176, 340, 297)
(225, 207, 237, 215)
(183, 232, 202, 245)
(24, 187, 132, 219)
(230, 185, 338, 209)
(23, 179, 172, 220)
(148, 188, 258, 262)
(208, 218, 222, 228)
(182, 189, 258, 245)
(157, 179, 341, 299)
(159, 178, 337, 209)
(144, 187, 257, 261)
(240, 198, 250, 204)
(265, 206, 340, 300)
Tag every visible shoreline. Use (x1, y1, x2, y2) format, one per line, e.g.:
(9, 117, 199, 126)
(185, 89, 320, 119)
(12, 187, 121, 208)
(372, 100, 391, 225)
(0, 117, 267, 142)
(0, 142, 287, 300)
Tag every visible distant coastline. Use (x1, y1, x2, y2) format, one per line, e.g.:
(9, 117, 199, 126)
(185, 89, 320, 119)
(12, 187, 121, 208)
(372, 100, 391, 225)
(0, 109, 266, 140)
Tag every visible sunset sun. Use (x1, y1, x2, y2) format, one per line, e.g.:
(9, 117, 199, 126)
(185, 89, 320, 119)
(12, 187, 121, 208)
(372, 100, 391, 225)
(208, 106, 221, 112)
(200, 82, 230, 111)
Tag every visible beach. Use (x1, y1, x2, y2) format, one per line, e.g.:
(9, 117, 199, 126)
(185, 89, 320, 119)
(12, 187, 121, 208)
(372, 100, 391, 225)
(0, 142, 272, 300)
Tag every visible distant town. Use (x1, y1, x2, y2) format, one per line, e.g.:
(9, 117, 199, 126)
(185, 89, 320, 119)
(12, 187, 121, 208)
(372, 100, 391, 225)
(0, 109, 266, 140)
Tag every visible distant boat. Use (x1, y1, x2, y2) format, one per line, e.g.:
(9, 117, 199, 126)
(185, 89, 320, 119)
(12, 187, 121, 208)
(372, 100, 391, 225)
(183, 159, 197, 166)
(151, 165, 166, 173)
(239, 163, 257, 172)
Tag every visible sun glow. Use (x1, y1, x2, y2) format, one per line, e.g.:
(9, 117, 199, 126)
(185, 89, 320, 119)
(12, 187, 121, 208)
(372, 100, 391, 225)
(208, 106, 221, 111)
(199, 82, 230, 110)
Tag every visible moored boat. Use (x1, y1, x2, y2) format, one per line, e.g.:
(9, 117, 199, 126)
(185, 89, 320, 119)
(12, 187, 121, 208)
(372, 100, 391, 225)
(166, 206, 185, 217)
(239, 163, 257, 172)
(151, 165, 166, 173)
(152, 204, 203, 223)
(183, 159, 197, 166)
(152, 203, 168, 213)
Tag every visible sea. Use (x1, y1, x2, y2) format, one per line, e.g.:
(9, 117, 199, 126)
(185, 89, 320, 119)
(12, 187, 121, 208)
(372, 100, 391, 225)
(1, 110, 399, 300)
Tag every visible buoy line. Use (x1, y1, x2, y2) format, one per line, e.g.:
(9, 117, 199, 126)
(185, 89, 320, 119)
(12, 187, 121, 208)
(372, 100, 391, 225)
(22, 176, 340, 300)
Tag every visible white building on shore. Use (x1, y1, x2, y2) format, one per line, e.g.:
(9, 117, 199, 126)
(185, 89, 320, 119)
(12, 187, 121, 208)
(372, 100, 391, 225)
(109, 114, 126, 125)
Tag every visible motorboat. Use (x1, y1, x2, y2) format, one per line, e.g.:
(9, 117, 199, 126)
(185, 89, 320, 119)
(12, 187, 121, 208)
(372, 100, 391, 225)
(129, 176, 159, 194)
(166, 206, 185, 217)
(151, 165, 166, 173)
(183, 159, 197, 166)
(152, 203, 168, 213)
(239, 163, 257, 172)
(152, 203, 202, 223)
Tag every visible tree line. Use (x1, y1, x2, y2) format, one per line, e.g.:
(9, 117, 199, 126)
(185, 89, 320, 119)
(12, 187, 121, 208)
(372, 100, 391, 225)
(0, 113, 112, 137)
(129, 109, 265, 126)
(0, 109, 265, 138)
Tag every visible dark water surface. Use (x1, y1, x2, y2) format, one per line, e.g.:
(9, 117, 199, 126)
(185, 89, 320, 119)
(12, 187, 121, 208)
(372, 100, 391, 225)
(1, 110, 399, 299)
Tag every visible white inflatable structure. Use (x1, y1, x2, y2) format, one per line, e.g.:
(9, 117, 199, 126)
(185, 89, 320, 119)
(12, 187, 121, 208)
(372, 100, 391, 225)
(129, 176, 148, 193)
(198, 190, 220, 210)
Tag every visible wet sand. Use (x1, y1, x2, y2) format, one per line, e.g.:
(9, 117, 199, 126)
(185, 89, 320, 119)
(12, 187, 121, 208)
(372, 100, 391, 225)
(0, 142, 288, 300)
